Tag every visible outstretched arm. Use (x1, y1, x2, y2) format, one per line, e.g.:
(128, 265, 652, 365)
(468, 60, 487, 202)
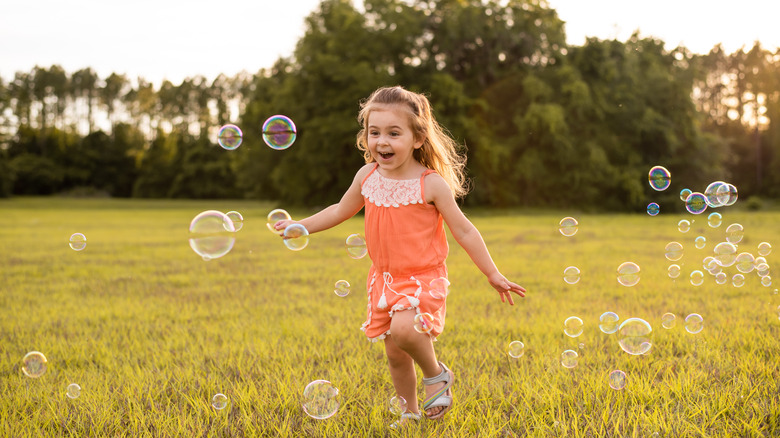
(274, 164, 372, 234)
(426, 174, 526, 304)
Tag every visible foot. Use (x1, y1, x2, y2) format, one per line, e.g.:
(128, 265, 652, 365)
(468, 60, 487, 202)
(423, 374, 447, 417)
(389, 412, 421, 430)
(421, 362, 454, 419)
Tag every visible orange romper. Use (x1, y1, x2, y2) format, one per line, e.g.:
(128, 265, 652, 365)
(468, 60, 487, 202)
(359, 164, 449, 341)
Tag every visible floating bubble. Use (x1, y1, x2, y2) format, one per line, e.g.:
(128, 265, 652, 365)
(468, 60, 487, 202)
(334, 280, 350, 297)
(648, 166, 671, 191)
(266, 209, 291, 233)
(262, 115, 297, 150)
(558, 217, 578, 237)
(725, 223, 744, 244)
(719, 183, 738, 206)
(302, 380, 339, 420)
(608, 370, 627, 390)
(668, 264, 681, 279)
(665, 242, 683, 261)
(617, 318, 653, 355)
(283, 224, 310, 251)
(732, 273, 745, 287)
(685, 192, 708, 214)
(66, 383, 81, 399)
(413, 312, 435, 334)
(646, 202, 660, 216)
(713, 242, 738, 267)
(429, 277, 450, 299)
(188, 210, 236, 260)
(225, 211, 244, 232)
(715, 272, 727, 285)
(677, 220, 691, 233)
(22, 351, 47, 378)
(507, 340, 525, 359)
(679, 188, 692, 201)
(703, 256, 721, 274)
(217, 124, 243, 150)
(389, 396, 407, 416)
(762, 276, 772, 287)
(563, 266, 581, 285)
(661, 313, 676, 329)
(735, 252, 755, 274)
(69, 233, 87, 251)
(690, 270, 704, 286)
(756, 263, 770, 277)
(578, 342, 585, 350)
(758, 242, 772, 257)
(704, 181, 728, 207)
(345, 234, 368, 259)
(617, 262, 640, 287)
(684, 313, 704, 334)
(694, 236, 706, 249)
(707, 212, 722, 228)
(564, 316, 584, 337)
(560, 350, 578, 368)
(212, 393, 229, 410)
(598, 311, 620, 334)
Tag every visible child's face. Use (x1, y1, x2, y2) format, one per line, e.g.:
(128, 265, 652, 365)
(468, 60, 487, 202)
(366, 105, 423, 177)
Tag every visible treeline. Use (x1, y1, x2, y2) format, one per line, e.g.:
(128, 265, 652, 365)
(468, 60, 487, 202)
(1, 0, 778, 210)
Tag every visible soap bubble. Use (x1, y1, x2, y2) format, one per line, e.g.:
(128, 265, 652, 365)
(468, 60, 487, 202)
(761, 276, 772, 287)
(563, 266, 581, 285)
(665, 242, 683, 261)
(617, 262, 640, 287)
(679, 188, 692, 201)
(559, 217, 578, 237)
(598, 311, 620, 334)
(617, 318, 653, 355)
(22, 351, 47, 378)
(266, 209, 291, 233)
(212, 393, 229, 410)
(225, 211, 243, 232)
(713, 242, 738, 267)
(684, 314, 704, 334)
(677, 220, 691, 233)
(429, 277, 450, 299)
(188, 210, 236, 260)
(732, 273, 745, 288)
(262, 115, 297, 150)
(735, 252, 755, 273)
(608, 370, 627, 390)
(708, 212, 722, 228)
(413, 312, 435, 334)
(756, 263, 771, 277)
(564, 316, 584, 337)
(668, 264, 681, 279)
(66, 383, 81, 399)
(685, 192, 708, 214)
(758, 242, 772, 257)
(217, 124, 243, 150)
(507, 341, 525, 359)
(334, 280, 350, 297)
(719, 183, 738, 206)
(703, 256, 721, 274)
(302, 380, 339, 420)
(560, 350, 578, 368)
(69, 233, 87, 251)
(661, 313, 676, 329)
(704, 181, 728, 207)
(283, 224, 309, 251)
(648, 166, 671, 191)
(345, 234, 368, 259)
(694, 236, 706, 249)
(646, 202, 660, 216)
(389, 396, 407, 416)
(690, 270, 704, 286)
(725, 223, 744, 244)
(715, 272, 728, 285)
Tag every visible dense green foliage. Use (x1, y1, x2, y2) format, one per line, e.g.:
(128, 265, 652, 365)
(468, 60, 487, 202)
(1, 0, 779, 209)
(1, 198, 779, 436)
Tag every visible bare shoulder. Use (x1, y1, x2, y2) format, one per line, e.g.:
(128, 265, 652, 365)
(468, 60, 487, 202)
(354, 163, 376, 182)
(423, 172, 453, 204)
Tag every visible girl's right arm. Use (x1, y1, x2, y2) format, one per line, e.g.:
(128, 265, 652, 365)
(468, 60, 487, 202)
(273, 163, 373, 234)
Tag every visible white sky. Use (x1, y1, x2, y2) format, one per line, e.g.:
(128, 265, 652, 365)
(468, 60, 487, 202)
(2, 0, 778, 86)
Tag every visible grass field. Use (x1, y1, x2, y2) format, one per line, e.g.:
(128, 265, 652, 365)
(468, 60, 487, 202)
(1, 197, 779, 437)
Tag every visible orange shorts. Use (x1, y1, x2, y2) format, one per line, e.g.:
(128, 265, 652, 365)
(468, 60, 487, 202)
(361, 264, 448, 341)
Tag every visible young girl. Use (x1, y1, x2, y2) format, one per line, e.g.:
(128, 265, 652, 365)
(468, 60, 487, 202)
(275, 86, 526, 426)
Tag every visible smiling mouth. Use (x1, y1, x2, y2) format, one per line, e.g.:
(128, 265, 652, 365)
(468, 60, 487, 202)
(378, 152, 394, 160)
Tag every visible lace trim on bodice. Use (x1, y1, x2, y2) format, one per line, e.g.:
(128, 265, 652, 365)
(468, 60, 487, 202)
(361, 170, 424, 207)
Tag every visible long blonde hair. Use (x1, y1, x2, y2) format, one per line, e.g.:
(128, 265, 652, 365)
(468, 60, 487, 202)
(356, 86, 469, 199)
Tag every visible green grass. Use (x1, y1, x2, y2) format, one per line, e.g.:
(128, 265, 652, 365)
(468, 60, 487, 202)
(1, 197, 779, 437)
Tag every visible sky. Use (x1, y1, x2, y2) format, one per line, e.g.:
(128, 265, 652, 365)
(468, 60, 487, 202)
(2, 0, 778, 86)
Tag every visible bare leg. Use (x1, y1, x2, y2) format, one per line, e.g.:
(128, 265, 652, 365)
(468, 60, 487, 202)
(384, 335, 420, 414)
(389, 309, 447, 417)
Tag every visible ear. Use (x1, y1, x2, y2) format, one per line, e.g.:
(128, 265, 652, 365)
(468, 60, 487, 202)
(414, 135, 425, 150)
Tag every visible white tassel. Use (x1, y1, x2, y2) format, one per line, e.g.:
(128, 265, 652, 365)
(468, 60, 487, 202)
(408, 296, 420, 307)
(377, 293, 387, 309)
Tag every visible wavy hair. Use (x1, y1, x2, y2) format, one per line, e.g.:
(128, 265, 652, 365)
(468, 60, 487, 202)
(356, 86, 469, 199)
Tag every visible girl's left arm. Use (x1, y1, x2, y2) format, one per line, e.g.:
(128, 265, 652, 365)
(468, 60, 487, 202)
(426, 174, 526, 305)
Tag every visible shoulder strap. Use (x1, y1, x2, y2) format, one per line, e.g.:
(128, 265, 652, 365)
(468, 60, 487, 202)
(360, 163, 380, 187)
(420, 169, 437, 204)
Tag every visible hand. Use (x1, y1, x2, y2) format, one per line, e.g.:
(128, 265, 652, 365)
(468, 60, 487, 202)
(488, 272, 526, 305)
(273, 219, 297, 236)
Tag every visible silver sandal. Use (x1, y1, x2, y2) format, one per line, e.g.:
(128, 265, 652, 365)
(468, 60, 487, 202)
(389, 412, 422, 429)
(421, 361, 454, 420)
